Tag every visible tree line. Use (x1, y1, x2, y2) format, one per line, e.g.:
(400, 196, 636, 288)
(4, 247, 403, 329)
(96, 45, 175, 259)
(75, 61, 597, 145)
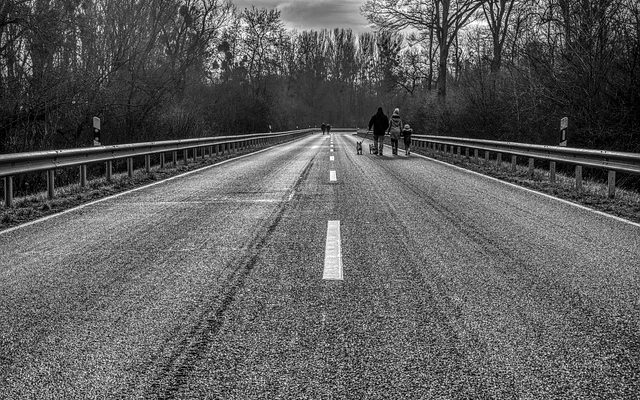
(1, 0, 639, 154)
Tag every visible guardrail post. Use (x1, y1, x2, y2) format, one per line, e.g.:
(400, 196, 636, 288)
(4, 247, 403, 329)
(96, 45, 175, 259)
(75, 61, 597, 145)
(145, 155, 151, 172)
(183, 149, 188, 165)
(47, 169, 55, 200)
(106, 161, 112, 181)
(215, 144, 220, 156)
(465, 147, 469, 159)
(172, 151, 178, 166)
(160, 153, 165, 168)
(550, 161, 556, 183)
(497, 153, 502, 167)
(474, 149, 479, 162)
(484, 150, 490, 163)
(528, 158, 535, 178)
(127, 157, 134, 177)
(511, 155, 517, 172)
(575, 165, 583, 191)
(608, 170, 616, 198)
(80, 165, 87, 187)
(209, 146, 213, 157)
(3, 176, 13, 207)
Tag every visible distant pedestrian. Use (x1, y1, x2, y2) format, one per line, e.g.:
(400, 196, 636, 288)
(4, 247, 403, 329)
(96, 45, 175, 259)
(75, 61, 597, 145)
(387, 108, 403, 155)
(321, 123, 326, 135)
(327, 124, 331, 134)
(402, 124, 413, 155)
(368, 107, 389, 155)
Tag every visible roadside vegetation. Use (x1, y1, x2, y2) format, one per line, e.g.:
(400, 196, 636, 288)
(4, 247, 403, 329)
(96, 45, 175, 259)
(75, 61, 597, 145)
(1, 0, 639, 209)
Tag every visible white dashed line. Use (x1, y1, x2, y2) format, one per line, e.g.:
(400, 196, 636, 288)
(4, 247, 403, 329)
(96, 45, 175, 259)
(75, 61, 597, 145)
(330, 170, 337, 181)
(330, 156, 335, 161)
(323, 220, 343, 280)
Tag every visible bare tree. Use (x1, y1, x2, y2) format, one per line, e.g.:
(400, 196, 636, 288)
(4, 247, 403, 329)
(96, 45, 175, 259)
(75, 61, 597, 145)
(483, 0, 518, 72)
(362, 0, 485, 100)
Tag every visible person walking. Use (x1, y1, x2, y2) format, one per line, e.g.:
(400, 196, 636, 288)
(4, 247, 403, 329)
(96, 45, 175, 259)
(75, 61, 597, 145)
(368, 107, 389, 155)
(387, 108, 403, 155)
(402, 124, 413, 155)
(321, 123, 326, 135)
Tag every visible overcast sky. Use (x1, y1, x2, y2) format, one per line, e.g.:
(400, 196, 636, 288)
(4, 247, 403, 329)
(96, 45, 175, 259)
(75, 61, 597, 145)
(232, 0, 372, 33)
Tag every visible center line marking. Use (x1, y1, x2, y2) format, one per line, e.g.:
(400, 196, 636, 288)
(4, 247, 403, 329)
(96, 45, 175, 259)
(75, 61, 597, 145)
(330, 156, 335, 161)
(323, 220, 343, 280)
(330, 170, 337, 181)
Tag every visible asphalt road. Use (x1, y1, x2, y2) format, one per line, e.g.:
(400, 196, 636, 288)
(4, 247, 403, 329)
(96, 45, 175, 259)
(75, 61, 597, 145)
(1, 132, 639, 399)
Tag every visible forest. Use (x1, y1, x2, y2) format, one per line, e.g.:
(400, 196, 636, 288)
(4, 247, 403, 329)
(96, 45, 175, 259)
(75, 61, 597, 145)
(1, 0, 639, 154)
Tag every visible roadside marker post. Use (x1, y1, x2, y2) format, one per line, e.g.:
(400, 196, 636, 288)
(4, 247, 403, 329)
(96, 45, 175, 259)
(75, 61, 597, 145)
(560, 117, 568, 147)
(93, 117, 101, 146)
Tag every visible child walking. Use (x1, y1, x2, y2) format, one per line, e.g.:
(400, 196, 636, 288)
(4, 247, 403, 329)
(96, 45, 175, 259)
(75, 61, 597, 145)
(402, 124, 413, 155)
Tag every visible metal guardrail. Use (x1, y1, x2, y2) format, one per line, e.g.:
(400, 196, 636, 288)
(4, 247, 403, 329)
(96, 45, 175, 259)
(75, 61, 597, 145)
(409, 134, 640, 198)
(1, 129, 314, 206)
(356, 130, 640, 198)
(411, 135, 640, 175)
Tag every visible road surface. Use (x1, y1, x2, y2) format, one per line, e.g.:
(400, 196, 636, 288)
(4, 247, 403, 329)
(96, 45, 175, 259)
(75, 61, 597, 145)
(1, 132, 639, 398)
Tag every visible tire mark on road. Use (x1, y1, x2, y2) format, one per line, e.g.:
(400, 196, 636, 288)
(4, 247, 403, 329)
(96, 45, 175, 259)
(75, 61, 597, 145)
(144, 159, 316, 398)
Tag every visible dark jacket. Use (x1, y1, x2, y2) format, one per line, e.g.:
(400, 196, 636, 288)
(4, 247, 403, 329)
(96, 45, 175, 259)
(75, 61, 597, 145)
(368, 109, 389, 136)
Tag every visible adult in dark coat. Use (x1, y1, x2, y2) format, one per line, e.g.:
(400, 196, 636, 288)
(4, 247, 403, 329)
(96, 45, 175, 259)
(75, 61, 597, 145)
(321, 123, 327, 135)
(368, 107, 389, 155)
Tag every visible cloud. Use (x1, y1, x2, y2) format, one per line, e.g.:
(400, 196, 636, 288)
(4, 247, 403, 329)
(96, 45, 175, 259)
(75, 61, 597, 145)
(232, 0, 372, 33)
